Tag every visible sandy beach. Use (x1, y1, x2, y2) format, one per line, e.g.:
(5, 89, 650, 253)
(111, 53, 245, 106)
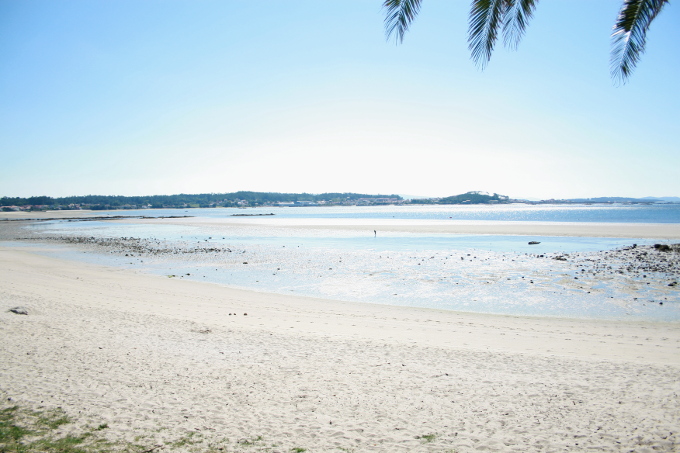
(1, 237, 679, 452)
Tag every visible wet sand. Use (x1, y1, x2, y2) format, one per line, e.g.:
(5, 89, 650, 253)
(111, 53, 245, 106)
(142, 215, 680, 239)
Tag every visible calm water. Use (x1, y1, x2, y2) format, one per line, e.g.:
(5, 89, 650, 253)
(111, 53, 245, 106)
(21, 204, 680, 321)
(68, 203, 680, 223)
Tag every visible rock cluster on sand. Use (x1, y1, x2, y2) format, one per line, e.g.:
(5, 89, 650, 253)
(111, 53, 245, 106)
(552, 243, 680, 279)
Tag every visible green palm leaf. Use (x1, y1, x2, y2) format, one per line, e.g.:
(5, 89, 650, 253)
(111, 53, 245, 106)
(503, 0, 539, 49)
(468, 0, 510, 69)
(611, 0, 668, 83)
(383, 0, 668, 83)
(383, 0, 423, 44)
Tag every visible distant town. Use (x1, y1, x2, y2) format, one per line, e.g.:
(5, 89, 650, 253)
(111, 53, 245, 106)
(1, 191, 678, 212)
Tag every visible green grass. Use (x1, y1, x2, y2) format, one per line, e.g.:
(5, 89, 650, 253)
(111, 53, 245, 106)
(37, 411, 70, 430)
(30, 434, 92, 452)
(0, 407, 32, 444)
(0, 405, 112, 453)
(2, 403, 395, 453)
(1, 406, 276, 453)
(168, 431, 204, 448)
(415, 432, 438, 443)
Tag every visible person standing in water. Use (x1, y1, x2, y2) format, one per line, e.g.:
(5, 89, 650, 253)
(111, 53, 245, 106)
(374, 230, 377, 237)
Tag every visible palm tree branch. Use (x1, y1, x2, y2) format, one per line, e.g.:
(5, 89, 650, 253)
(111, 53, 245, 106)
(611, 0, 668, 82)
(503, 0, 539, 49)
(383, 0, 423, 44)
(468, 0, 510, 68)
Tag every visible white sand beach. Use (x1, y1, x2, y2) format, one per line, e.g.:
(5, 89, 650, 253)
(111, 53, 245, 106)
(1, 241, 679, 452)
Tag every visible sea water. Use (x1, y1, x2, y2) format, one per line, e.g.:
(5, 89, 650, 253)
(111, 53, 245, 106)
(19, 204, 680, 321)
(47, 203, 680, 223)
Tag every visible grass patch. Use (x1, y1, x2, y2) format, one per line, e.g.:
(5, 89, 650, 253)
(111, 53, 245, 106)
(415, 432, 438, 443)
(169, 431, 205, 448)
(2, 404, 283, 453)
(0, 405, 112, 453)
(37, 410, 70, 430)
(31, 433, 92, 452)
(2, 403, 350, 453)
(0, 406, 32, 444)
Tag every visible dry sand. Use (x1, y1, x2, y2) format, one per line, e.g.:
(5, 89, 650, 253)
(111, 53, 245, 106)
(1, 244, 679, 452)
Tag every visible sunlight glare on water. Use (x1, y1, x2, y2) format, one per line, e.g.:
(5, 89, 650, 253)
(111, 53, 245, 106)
(23, 204, 680, 321)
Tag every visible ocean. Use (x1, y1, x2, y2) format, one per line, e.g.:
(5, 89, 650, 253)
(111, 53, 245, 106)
(38, 203, 680, 223)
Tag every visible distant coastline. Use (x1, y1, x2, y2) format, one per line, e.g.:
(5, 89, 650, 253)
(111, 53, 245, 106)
(2, 190, 678, 212)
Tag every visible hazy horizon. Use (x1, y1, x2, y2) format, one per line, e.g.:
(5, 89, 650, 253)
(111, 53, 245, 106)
(2, 189, 679, 203)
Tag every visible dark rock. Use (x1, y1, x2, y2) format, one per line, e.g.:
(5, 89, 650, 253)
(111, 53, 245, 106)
(9, 306, 28, 315)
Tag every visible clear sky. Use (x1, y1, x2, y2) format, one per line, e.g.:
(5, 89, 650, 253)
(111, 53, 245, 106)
(1, 1, 678, 200)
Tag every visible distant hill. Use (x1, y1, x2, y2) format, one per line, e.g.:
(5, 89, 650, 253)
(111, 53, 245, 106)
(0, 191, 403, 210)
(438, 191, 510, 205)
(641, 196, 680, 203)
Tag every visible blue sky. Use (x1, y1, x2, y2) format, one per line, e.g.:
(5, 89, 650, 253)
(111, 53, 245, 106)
(1, 0, 678, 199)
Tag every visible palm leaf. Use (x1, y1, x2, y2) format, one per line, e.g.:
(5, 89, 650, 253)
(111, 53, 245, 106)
(383, 0, 423, 44)
(611, 0, 668, 83)
(503, 0, 539, 49)
(468, 0, 510, 68)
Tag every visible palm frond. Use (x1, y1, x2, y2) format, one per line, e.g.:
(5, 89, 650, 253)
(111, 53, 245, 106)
(611, 0, 668, 83)
(468, 0, 510, 68)
(503, 0, 539, 49)
(383, 0, 423, 44)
